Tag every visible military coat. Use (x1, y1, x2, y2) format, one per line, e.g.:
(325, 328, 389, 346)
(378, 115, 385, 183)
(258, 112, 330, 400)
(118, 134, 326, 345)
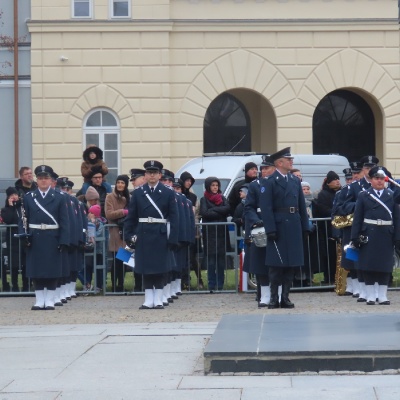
(243, 179, 268, 275)
(124, 182, 179, 275)
(260, 171, 309, 267)
(351, 187, 400, 272)
(23, 188, 70, 279)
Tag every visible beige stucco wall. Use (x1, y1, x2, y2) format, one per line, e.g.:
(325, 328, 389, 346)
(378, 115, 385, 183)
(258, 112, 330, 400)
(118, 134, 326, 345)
(29, 0, 400, 184)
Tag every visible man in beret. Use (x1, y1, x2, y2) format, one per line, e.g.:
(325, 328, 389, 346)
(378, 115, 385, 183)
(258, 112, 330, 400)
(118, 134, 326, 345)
(260, 147, 310, 309)
(351, 166, 400, 305)
(22, 165, 70, 310)
(124, 160, 179, 310)
(228, 161, 259, 213)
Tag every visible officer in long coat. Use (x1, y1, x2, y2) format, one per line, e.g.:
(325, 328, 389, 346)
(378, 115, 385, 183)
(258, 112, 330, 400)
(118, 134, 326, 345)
(124, 160, 179, 310)
(260, 148, 309, 309)
(244, 154, 275, 307)
(23, 165, 70, 310)
(342, 155, 379, 302)
(351, 166, 400, 305)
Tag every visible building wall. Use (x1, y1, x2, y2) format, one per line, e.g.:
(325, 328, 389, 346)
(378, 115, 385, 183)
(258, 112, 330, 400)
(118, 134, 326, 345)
(28, 0, 400, 184)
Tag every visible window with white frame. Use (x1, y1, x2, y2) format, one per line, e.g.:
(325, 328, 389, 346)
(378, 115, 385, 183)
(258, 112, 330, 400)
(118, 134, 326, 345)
(72, 0, 92, 18)
(110, 0, 130, 18)
(83, 109, 120, 185)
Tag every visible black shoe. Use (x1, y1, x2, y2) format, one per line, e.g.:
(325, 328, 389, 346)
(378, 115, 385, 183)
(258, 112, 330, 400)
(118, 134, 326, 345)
(61, 298, 68, 304)
(171, 295, 179, 300)
(31, 305, 44, 310)
(352, 293, 360, 298)
(280, 299, 295, 309)
(379, 300, 390, 305)
(163, 302, 169, 306)
(154, 304, 164, 309)
(258, 302, 268, 308)
(45, 306, 55, 310)
(344, 291, 353, 296)
(139, 305, 152, 310)
(268, 300, 280, 309)
(366, 300, 375, 305)
(357, 297, 367, 303)
(167, 297, 174, 303)
(54, 302, 63, 307)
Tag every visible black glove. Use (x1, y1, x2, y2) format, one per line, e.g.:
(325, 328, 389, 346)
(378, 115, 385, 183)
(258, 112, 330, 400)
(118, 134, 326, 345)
(351, 238, 361, 249)
(395, 240, 400, 252)
(58, 244, 69, 253)
(252, 220, 264, 228)
(126, 235, 137, 250)
(267, 232, 277, 241)
(24, 237, 32, 247)
(168, 243, 179, 252)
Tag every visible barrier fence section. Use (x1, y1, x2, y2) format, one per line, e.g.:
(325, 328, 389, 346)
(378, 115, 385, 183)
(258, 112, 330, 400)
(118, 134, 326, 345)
(1, 219, 399, 295)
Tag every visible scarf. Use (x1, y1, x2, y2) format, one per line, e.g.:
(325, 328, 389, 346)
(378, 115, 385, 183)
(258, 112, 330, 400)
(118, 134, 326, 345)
(204, 190, 223, 205)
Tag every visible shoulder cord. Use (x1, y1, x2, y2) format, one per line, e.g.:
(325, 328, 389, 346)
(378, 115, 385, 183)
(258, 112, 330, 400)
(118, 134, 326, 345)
(366, 191, 392, 218)
(33, 198, 59, 227)
(145, 194, 164, 219)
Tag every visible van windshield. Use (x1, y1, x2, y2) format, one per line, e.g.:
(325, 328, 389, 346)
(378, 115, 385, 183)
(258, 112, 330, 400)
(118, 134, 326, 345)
(190, 179, 230, 200)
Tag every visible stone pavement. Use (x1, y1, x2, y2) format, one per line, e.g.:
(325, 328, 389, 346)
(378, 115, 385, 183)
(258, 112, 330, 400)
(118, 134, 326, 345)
(1, 292, 400, 399)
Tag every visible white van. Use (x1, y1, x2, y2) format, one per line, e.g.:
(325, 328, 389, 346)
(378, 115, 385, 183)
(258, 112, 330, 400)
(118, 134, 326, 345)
(175, 152, 349, 200)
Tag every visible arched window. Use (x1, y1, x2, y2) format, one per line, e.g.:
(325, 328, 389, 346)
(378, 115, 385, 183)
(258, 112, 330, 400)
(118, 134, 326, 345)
(313, 90, 375, 162)
(203, 93, 251, 153)
(83, 108, 120, 184)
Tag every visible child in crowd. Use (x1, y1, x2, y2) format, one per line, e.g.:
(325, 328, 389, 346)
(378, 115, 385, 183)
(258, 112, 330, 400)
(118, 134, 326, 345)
(79, 204, 107, 293)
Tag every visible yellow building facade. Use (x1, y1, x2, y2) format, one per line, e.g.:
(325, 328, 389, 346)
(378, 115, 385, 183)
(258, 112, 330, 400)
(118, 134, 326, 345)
(29, 0, 399, 184)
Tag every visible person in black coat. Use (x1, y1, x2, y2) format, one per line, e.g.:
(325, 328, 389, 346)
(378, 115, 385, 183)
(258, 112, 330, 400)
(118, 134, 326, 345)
(1, 187, 29, 292)
(199, 176, 231, 292)
(313, 171, 341, 284)
(351, 166, 400, 305)
(228, 162, 258, 214)
(180, 171, 203, 289)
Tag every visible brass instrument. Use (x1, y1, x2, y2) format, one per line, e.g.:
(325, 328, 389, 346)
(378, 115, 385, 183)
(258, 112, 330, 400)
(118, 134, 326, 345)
(334, 240, 348, 295)
(14, 200, 32, 242)
(331, 213, 353, 229)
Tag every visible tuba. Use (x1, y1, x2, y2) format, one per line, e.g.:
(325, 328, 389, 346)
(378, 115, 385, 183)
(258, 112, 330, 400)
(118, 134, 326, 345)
(334, 240, 348, 295)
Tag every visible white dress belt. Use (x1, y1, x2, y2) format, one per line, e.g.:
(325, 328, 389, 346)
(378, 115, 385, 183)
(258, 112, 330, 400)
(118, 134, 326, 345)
(363, 218, 392, 226)
(29, 223, 59, 230)
(138, 217, 167, 223)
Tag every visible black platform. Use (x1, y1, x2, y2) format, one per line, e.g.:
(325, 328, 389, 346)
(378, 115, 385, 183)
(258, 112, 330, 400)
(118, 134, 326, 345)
(204, 313, 400, 374)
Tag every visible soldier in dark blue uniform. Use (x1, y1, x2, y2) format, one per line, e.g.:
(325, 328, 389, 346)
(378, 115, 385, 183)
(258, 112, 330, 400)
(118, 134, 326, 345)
(351, 166, 400, 305)
(333, 161, 363, 296)
(260, 148, 310, 309)
(23, 165, 70, 310)
(244, 154, 275, 307)
(342, 156, 379, 302)
(124, 160, 179, 309)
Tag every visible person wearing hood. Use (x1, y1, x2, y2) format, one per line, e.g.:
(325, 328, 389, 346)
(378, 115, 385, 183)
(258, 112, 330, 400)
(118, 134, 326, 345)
(313, 171, 341, 285)
(105, 174, 130, 292)
(15, 167, 38, 199)
(81, 145, 109, 183)
(1, 187, 29, 292)
(228, 162, 258, 214)
(199, 177, 231, 292)
(180, 171, 203, 289)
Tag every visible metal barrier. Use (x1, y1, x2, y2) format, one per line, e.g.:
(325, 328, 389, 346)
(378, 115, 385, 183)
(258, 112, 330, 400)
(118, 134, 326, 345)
(1, 219, 399, 295)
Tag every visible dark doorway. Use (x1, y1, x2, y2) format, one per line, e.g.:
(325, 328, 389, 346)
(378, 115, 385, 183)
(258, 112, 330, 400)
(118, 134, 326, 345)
(313, 90, 375, 162)
(203, 93, 251, 153)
